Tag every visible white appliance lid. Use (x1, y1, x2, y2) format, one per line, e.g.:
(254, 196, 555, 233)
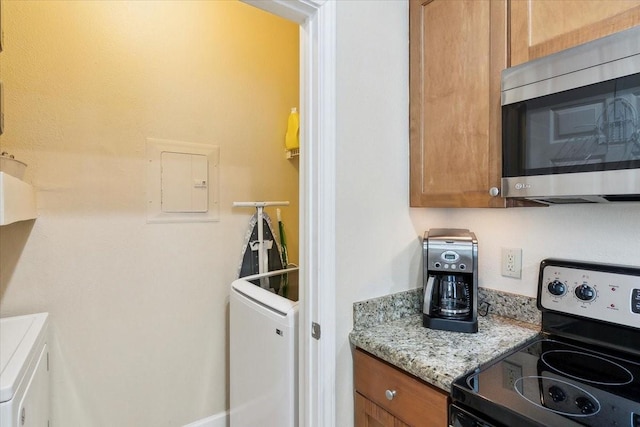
(0, 312, 49, 403)
(231, 279, 298, 316)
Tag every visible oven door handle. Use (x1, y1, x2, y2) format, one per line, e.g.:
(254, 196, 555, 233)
(450, 404, 500, 427)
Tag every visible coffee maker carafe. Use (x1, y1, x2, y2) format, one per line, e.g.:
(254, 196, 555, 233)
(423, 228, 478, 333)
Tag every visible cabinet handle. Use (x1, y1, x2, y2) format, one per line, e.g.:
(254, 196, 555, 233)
(385, 389, 397, 400)
(489, 187, 500, 197)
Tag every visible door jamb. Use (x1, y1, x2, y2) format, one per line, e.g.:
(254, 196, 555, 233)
(240, 1, 336, 426)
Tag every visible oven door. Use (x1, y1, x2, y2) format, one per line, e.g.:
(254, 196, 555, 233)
(450, 404, 504, 427)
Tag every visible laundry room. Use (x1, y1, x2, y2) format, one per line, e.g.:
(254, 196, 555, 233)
(0, 1, 299, 425)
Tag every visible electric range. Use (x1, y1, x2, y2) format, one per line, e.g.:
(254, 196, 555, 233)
(450, 259, 640, 427)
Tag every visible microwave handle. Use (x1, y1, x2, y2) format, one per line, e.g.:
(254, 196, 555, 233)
(423, 275, 435, 314)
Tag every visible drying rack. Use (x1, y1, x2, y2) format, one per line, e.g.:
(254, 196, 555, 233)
(233, 201, 290, 289)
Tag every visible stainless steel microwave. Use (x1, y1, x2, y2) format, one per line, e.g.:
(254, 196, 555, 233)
(501, 26, 640, 204)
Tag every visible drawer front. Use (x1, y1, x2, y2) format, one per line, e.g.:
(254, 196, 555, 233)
(354, 348, 449, 427)
(355, 392, 410, 427)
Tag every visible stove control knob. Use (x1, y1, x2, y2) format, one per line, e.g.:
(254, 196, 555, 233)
(548, 385, 566, 403)
(575, 397, 597, 414)
(548, 280, 566, 296)
(575, 284, 596, 301)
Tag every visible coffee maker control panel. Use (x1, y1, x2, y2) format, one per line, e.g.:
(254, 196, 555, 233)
(432, 250, 471, 271)
(427, 246, 475, 273)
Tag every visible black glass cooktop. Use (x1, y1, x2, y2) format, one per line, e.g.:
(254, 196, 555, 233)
(452, 336, 640, 427)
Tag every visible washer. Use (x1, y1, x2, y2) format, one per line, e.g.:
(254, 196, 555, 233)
(0, 313, 49, 427)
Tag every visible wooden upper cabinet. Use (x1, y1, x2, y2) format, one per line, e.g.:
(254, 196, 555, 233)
(409, 0, 507, 208)
(409, 0, 638, 208)
(510, 0, 640, 66)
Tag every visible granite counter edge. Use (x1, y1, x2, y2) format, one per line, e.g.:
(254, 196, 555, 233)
(350, 314, 540, 392)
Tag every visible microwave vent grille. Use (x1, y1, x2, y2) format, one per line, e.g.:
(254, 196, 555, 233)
(534, 198, 597, 205)
(531, 194, 640, 204)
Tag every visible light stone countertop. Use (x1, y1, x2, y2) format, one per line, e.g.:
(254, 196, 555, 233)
(349, 288, 541, 393)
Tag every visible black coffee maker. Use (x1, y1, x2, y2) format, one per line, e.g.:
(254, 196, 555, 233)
(422, 228, 478, 333)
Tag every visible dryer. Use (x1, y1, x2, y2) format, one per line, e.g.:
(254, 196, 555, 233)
(0, 313, 50, 427)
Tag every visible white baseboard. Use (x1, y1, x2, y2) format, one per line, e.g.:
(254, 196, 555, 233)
(183, 411, 228, 427)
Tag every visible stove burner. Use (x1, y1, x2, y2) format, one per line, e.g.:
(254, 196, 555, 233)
(514, 376, 601, 417)
(541, 350, 634, 385)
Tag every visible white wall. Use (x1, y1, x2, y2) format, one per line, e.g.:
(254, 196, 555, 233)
(334, 1, 640, 425)
(335, 1, 416, 424)
(0, 1, 298, 426)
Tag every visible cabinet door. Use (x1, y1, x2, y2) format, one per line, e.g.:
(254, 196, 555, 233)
(355, 392, 410, 427)
(409, 0, 507, 208)
(510, 0, 640, 66)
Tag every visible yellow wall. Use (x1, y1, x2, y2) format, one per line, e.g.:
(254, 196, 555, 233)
(0, 1, 299, 425)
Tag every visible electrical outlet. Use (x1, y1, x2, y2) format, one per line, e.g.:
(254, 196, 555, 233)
(501, 247, 522, 279)
(502, 361, 523, 389)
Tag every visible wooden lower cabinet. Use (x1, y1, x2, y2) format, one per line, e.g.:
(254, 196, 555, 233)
(354, 348, 449, 427)
(355, 392, 410, 427)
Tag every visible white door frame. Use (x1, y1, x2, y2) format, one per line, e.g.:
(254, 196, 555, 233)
(241, 1, 336, 426)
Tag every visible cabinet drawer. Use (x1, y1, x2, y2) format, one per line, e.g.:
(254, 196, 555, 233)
(354, 348, 448, 427)
(355, 392, 410, 427)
